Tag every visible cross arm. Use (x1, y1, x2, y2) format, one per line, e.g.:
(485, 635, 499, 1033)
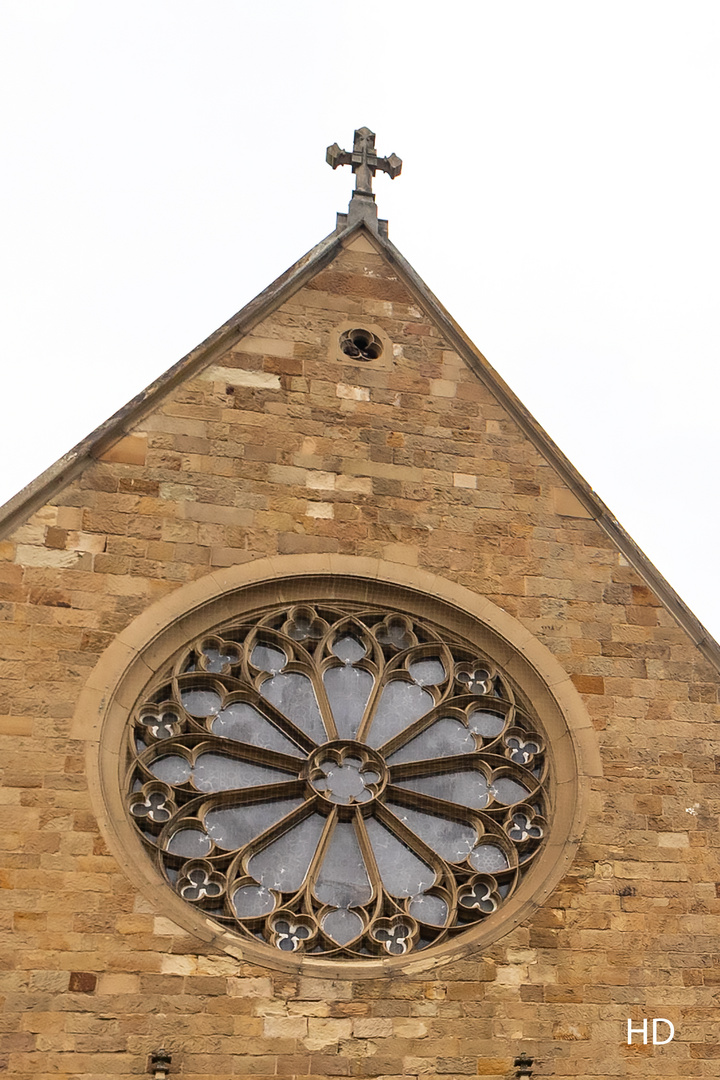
(326, 143, 353, 170)
(376, 152, 402, 180)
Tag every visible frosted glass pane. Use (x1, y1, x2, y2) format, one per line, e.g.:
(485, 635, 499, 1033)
(468, 710, 505, 738)
(322, 907, 364, 945)
(194, 753, 293, 793)
(205, 797, 303, 851)
(313, 759, 374, 805)
(212, 702, 303, 757)
(367, 681, 433, 747)
(492, 777, 530, 805)
(314, 822, 372, 907)
(261, 673, 327, 742)
(149, 755, 192, 785)
(376, 620, 413, 649)
(249, 814, 326, 892)
(323, 666, 374, 739)
(167, 828, 212, 857)
(251, 644, 287, 672)
(387, 802, 476, 862)
(332, 635, 367, 663)
(181, 688, 222, 716)
(232, 882, 276, 918)
(388, 718, 475, 764)
(408, 658, 445, 685)
(397, 770, 491, 809)
(408, 893, 448, 926)
(202, 646, 238, 672)
(364, 817, 435, 898)
(468, 844, 509, 872)
(285, 615, 319, 641)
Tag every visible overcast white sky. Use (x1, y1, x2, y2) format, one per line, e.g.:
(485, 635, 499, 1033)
(1, 1, 718, 640)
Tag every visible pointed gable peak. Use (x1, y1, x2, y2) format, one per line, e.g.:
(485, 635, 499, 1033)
(1, 144, 719, 673)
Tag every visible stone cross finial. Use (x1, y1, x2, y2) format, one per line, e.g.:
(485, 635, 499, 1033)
(326, 127, 402, 197)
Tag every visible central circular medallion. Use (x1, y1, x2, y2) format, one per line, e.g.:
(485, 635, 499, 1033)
(307, 742, 387, 806)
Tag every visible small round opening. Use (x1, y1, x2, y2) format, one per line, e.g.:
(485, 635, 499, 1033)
(340, 328, 383, 362)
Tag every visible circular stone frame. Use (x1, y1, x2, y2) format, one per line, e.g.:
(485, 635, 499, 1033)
(76, 555, 601, 978)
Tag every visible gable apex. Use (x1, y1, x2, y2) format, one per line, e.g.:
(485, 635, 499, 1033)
(1, 216, 718, 672)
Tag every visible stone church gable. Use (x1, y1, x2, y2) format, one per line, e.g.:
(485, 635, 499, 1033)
(1, 203, 719, 1078)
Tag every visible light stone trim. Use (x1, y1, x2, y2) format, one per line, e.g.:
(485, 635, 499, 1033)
(336, 383, 370, 401)
(200, 365, 281, 389)
(14, 545, 81, 569)
(76, 554, 600, 979)
(235, 336, 295, 357)
(306, 503, 334, 519)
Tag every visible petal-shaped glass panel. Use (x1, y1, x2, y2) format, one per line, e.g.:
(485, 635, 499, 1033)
(314, 822, 373, 908)
(364, 817, 435, 898)
(332, 636, 367, 663)
(468, 710, 505, 738)
(149, 755, 192, 785)
(468, 843, 509, 873)
(205, 797, 303, 851)
(203, 646, 238, 672)
(408, 893, 448, 926)
(396, 770, 491, 809)
(367, 681, 433, 748)
(251, 644, 287, 672)
(260, 673, 327, 742)
(248, 814, 326, 892)
(386, 802, 476, 862)
(193, 753, 294, 793)
(232, 882, 277, 918)
(181, 688, 222, 717)
(167, 828, 212, 857)
(492, 777, 531, 805)
(211, 702, 303, 757)
(323, 666, 374, 739)
(322, 907, 364, 945)
(408, 658, 445, 685)
(388, 718, 475, 764)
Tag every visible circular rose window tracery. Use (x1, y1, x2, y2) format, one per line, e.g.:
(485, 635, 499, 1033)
(126, 599, 550, 960)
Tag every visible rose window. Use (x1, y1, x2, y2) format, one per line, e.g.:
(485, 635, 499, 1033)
(126, 601, 549, 960)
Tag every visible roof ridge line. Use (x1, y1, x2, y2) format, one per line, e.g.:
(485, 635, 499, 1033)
(0, 220, 360, 538)
(371, 229, 720, 673)
(2, 217, 718, 673)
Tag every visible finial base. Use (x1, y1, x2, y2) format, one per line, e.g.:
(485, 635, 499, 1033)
(348, 192, 377, 230)
(336, 209, 388, 238)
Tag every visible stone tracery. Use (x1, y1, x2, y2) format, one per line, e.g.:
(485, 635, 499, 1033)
(126, 600, 549, 960)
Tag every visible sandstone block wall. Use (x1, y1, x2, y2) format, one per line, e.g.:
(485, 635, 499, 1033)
(1, 233, 719, 1078)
